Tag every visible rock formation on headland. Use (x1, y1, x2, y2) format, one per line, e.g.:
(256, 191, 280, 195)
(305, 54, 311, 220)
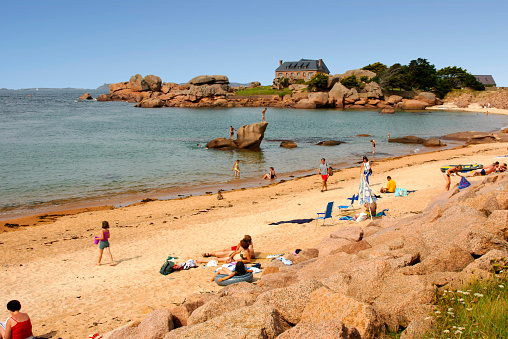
(206, 122, 268, 150)
(103, 173, 508, 339)
(95, 71, 441, 111)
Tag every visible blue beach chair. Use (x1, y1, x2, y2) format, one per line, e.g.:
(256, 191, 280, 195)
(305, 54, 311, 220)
(316, 201, 335, 227)
(337, 194, 358, 212)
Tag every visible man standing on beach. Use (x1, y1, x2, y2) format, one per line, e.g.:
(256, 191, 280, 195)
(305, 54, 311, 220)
(318, 158, 329, 192)
(261, 108, 267, 123)
(371, 139, 376, 154)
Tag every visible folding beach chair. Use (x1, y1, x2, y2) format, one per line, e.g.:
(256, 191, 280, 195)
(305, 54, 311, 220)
(316, 201, 335, 227)
(337, 194, 358, 212)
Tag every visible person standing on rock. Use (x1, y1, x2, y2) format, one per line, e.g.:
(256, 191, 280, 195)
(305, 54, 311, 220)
(261, 108, 267, 123)
(232, 160, 240, 178)
(229, 126, 236, 140)
(371, 139, 377, 154)
(318, 158, 329, 192)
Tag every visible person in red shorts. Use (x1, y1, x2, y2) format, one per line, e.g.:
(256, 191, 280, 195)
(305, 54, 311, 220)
(318, 158, 330, 192)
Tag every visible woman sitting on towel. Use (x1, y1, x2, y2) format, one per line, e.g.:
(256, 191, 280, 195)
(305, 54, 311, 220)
(201, 235, 255, 259)
(209, 261, 253, 283)
(197, 239, 252, 264)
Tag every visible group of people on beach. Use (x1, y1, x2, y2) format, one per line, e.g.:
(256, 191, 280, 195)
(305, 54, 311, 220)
(443, 161, 507, 191)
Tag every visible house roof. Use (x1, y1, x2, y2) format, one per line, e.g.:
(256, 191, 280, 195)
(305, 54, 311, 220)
(275, 59, 330, 74)
(473, 75, 496, 86)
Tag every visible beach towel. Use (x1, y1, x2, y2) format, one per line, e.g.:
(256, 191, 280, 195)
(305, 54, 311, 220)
(394, 188, 408, 197)
(459, 176, 471, 189)
(276, 257, 293, 265)
(339, 216, 354, 221)
(269, 218, 314, 225)
(266, 253, 284, 258)
(205, 260, 218, 267)
(375, 209, 389, 217)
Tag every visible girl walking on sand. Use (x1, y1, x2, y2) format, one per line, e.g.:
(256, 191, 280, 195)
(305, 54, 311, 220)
(96, 221, 114, 266)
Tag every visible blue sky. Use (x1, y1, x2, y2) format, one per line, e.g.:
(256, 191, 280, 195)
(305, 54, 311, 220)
(1, 0, 506, 89)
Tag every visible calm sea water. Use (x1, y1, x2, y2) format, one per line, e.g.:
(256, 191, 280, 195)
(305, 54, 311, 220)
(1, 89, 507, 219)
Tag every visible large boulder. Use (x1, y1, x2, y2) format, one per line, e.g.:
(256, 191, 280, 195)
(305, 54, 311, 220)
(316, 140, 344, 146)
(401, 100, 428, 110)
(280, 140, 297, 148)
(277, 321, 361, 339)
(364, 82, 383, 99)
(130, 74, 151, 92)
(187, 75, 229, 85)
(135, 98, 164, 108)
(144, 75, 162, 92)
(107, 308, 173, 339)
(308, 92, 329, 107)
(188, 84, 228, 98)
(388, 136, 426, 144)
(415, 92, 436, 106)
(301, 287, 383, 339)
(386, 95, 403, 104)
(328, 82, 351, 107)
(110, 82, 129, 93)
(294, 99, 316, 109)
(254, 280, 324, 324)
(235, 122, 268, 149)
(250, 81, 261, 88)
(381, 107, 395, 114)
(205, 138, 237, 149)
(423, 138, 446, 147)
(164, 304, 290, 339)
(79, 93, 93, 100)
(187, 295, 255, 325)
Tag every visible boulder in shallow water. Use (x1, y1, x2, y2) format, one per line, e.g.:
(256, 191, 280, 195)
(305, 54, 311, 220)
(388, 136, 426, 144)
(423, 138, 446, 147)
(205, 138, 237, 149)
(316, 140, 344, 146)
(280, 140, 297, 148)
(235, 122, 268, 149)
(294, 99, 316, 109)
(134, 98, 164, 108)
(401, 100, 428, 110)
(381, 107, 395, 114)
(79, 93, 93, 100)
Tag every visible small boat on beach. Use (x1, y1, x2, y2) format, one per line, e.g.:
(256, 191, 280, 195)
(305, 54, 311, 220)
(440, 164, 483, 173)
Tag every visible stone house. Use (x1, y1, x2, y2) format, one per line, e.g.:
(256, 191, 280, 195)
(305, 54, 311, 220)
(473, 75, 496, 87)
(275, 59, 330, 80)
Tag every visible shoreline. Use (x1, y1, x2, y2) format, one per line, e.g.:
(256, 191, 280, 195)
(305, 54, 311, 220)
(0, 139, 466, 227)
(427, 103, 508, 115)
(2, 141, 508, 338)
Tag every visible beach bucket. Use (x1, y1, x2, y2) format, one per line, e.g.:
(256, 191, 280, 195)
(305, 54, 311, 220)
(94, 237, 100, 245)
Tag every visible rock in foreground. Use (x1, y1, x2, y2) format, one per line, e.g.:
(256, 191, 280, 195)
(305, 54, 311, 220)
(206, 122, 268, 150)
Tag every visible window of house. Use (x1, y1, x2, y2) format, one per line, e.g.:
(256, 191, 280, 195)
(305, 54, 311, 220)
(291, 73, 294, 76)
(303, 72, 306, 76)
(297, 73, 300, 76)
(278, 73, 283, 77)
(309, 72, 314, 77)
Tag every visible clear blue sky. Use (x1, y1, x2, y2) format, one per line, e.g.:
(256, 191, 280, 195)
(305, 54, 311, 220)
(1, 0, 506, 89)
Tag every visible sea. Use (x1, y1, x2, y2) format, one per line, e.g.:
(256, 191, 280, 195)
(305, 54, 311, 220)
(1, 88, 507, 220)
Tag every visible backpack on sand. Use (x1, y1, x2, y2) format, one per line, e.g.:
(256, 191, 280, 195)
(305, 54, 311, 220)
(459, 176, 471, 189)
(159, 260, 175, 275)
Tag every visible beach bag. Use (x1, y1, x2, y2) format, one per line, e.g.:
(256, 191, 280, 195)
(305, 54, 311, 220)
(328, 166, 334, 176)
(394, 188, 408, 197)
(459, 176, 471, 189)
(368, 168, 372, 175)
(159, 260, 175, 275)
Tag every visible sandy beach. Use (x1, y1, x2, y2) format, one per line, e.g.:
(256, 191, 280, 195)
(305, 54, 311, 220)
(2, 141, 508, 338)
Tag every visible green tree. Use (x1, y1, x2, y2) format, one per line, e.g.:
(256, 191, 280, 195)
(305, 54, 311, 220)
(433, 77, 454, 99)
(362, 62, 387, 75)
(461, 73, 485, 91)
(307, 73, 329, 92)
(436, 66, 468, 88)
(360, 75, 370, 83)
(376, 63, 410, 90)
(406, 58, 437, 90)
(340, 75, 360, 89)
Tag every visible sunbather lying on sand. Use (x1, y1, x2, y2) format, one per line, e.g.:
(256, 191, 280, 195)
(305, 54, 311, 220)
(201, 235, 255, 259)
(472, 162, 499, 176)
(209, 261, 253, 282)
(197, 239, 252, 264)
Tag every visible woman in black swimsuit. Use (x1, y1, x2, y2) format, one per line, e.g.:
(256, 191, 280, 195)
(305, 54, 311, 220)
(263, 167, 276, 180)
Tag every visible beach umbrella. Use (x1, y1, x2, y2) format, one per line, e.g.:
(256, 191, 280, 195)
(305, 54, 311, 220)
(358, 174, 377, 206)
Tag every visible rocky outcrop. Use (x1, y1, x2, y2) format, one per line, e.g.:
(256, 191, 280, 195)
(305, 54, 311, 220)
(388, 136, 426, 144)
(206, 122, 268, 150)
(423, 138, 446, 147)
(135, 98, 164, 108)
(401, 99, 429, 110)
(280, 140, 297, 148)
(294, 99, 316, 109)
(103, 173, 508, 339)
(188, 75, 229, 85)
(79, 93, 93, 100)
(308, 92, 329, 107)
(316, 140, 344, 146)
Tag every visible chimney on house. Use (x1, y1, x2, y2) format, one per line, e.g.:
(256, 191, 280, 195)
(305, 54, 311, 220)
(279, 60, 283, 66)
(318, 59, 322, 68)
